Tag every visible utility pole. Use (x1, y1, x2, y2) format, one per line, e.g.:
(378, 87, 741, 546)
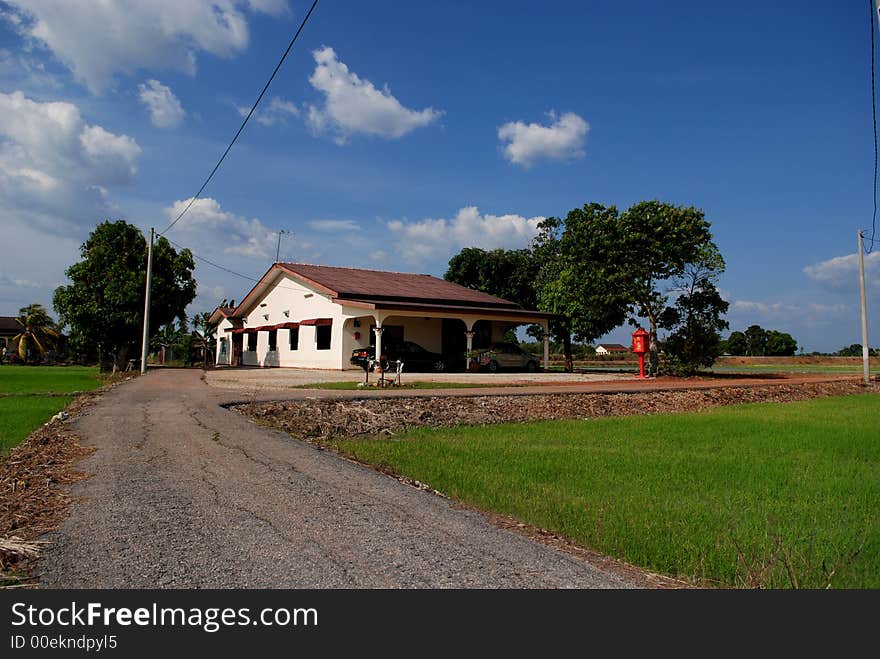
(140, 227, 155, 374)
(275, 229, 289, 263)
(858, 230, 871, 384)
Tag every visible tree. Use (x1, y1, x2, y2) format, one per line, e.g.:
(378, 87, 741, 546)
(659, 246, 729, 374)
(724, 331, 748, 356)
(444, 244, 581, 370)
(12, 303, 60, 362)
(192, 311, 218, 367)
(534, 207, 632, 370)
(53, 220, 196, 371)
(744, 325, 768, 356)
(765, 330, 797, 356)
(616, 201, 715, 375)
(445, 247, 539, 310)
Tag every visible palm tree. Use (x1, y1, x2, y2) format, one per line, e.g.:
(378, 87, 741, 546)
(13, 304, 60, 362)
(192, 312, 219, 367)
(150, 323, 182, 365)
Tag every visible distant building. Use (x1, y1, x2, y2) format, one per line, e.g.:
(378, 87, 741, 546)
(595, 343, 630, 356)
(0, 316, 19, 354)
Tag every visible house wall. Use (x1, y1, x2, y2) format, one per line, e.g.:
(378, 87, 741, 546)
(240, 274, 346, 369)
(215, 319, 234, 365)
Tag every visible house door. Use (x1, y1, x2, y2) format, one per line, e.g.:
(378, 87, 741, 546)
(232, 334, 243, 366)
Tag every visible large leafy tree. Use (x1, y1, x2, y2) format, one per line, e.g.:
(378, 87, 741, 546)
(616, 201, 715, 374)
(12, 303, 60, 362)
(724, 331, 748, 356)
(765, 330, 797, 356)
(445, 247, 540, 309)
(53, 220, 196, 371)
(534, 207, 632, 369)
(659, 246, 729, 373)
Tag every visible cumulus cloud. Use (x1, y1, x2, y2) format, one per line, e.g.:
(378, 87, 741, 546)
(305, 46, 441, 143)
(387, 206, 544, 262)
(238, 96, 298, 126)
(138, 79, 185, 128)
(308, 219, 361, 232)
(0, 90, 140, 230)
(164, 197, 277, 259)
(803, 251, 880, 289)
(498, 111, 589, 167)
(4, 1, 287, 92)
(729, 299, 849, 327)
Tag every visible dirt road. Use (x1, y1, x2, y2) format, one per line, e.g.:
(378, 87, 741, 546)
(38, 370, 641, 588)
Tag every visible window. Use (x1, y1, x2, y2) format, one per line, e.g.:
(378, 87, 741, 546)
(246, 332, 256, 351)
(219, 338, 227, 354)
(268, 329, 277, 351)
(289, 327, 299, 350)
(316, 325, 331, 350)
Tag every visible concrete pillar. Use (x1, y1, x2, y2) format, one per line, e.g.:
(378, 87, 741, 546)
(543, 334, 550, 371)
(465, 330, 475, 370)
(374, 325, 384, 368)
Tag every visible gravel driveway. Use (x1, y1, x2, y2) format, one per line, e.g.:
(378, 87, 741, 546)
(38, 369, 639, 588)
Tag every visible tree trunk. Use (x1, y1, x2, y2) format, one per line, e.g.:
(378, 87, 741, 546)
(647, 315, 659, 376)
(562, 330, 573, 373)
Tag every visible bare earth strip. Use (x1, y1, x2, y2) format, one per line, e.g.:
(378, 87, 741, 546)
(36, 369, 659, 588)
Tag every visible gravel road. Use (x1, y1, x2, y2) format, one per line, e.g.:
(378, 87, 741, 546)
(38, 369, 638, 588)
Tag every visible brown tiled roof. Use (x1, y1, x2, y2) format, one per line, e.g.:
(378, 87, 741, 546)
(277, 263, 517, 309)
(0, 316, 20, 333)
(335, 298, 556, 319)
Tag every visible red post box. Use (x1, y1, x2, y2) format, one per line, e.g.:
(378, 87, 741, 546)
(631, 327, 649, 379)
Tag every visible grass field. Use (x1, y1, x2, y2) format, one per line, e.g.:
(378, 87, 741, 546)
(0, 365, 102, 394)
(333, 394, 880, 588)
(0, 395, 74, 452)
(0, 365, 100, 453)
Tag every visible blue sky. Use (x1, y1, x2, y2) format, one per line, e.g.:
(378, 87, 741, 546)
(0, 0, 877, 352)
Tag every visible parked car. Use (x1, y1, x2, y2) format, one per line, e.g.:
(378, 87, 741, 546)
(350, 340, 448, 372)
(475, 342, 540, 372)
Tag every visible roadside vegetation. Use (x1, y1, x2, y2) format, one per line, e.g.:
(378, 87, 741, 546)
(0, 365, 101, 453)
(332, 394, 880, 588)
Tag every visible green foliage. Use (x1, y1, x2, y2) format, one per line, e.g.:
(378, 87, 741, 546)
(445, 247, 540, 309)
(335, 395, 880, 588)
(659, 246, 729, 374)
(534, 206, 631, 344)
(53, 221, 196, 371)
(723, 331, 748, 355)
(12, 303, 60, 362)
(724, 325, 798, 356)
(835, 344, 880, 357)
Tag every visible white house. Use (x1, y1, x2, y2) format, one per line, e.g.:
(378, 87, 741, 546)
(595, 343, 630, 356)
(208, 263, 555, 370)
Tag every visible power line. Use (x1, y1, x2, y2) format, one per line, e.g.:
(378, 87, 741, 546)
(158, 0, 320, 237)
(869, 0, 878, 253)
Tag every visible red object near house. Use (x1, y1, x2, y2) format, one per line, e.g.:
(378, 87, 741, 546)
(631, 327, 649, 378)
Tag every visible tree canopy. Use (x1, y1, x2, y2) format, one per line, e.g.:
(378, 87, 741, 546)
(722, 325, 798, 356)
(53, 220, 196, 370)
(12, 303, 60, 362)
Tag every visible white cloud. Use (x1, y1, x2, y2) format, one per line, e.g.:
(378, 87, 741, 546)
(138, 79, 185, 128)
(164, 197, 276, 259)
(729, 299, 848, 326)
(498, 111, 589, 167)
(238, 96, 298, 126)
(308, 219, 361, 232)
(803, 251, 880, 289)
(4, 1, 286, 93)
(387, 206, 544, 262)
(0, 90, 140, 230)
(306, 46, 441, 143)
